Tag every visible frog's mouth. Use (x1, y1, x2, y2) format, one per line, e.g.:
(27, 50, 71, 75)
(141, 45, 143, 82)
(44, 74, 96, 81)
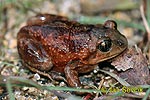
(88, 47, 128, 65)
(101, 48, 128, 63)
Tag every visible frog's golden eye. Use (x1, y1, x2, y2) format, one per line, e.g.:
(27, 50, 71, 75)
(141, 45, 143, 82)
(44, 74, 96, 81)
(98, 38, 112, 52)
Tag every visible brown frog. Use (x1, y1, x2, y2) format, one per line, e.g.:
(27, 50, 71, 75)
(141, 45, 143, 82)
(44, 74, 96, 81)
(17, 14, 128, 88)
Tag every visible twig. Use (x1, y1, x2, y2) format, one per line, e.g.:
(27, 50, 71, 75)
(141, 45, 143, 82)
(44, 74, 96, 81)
(95, 77, 104, 98)
(140, 5, 150, 41)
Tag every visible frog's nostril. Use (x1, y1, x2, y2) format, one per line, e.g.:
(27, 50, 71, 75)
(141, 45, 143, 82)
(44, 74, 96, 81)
(117, 39, 124, 46)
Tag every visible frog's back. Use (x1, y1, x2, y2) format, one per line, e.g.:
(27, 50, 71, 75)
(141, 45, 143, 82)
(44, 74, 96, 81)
(17, 20, 97, 72)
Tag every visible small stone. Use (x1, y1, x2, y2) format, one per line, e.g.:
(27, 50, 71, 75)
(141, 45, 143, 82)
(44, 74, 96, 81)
(59, 81, 66, 86)
(34, 73, 41, 80)
(22, 87, 29, 91)
(12, 67, 18, 73)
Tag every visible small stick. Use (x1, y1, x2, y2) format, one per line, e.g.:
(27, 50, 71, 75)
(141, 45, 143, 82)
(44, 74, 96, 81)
(140, 5, 150, 41)
(95, 77, 104, 98)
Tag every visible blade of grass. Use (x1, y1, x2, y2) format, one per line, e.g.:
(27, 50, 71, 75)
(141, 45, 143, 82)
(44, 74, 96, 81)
(99, 69, 130, 86)
(2, 75, 150, 99)
(142, 87, 150, 100)
(140, 4, 150, 40)
(0, 75, 102, 94)
(6, 79, 15, 100)
(43, 85, 102, 93)
(146, 0, 150, 25)
(10, 77, 84, 99)
(115, 20, 145, 32)
(0, 76, 83, 99)
(10, 76, 42, 88)
(70, 15, 146, 32)
(0, 62, 17, 67)
(139, 85, 150, 89)
(0, 75, 42, 88)
(115, 1, 139, 10)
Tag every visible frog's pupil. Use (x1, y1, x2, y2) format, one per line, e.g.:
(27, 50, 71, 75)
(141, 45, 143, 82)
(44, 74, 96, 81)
(99, 39, 112, 52)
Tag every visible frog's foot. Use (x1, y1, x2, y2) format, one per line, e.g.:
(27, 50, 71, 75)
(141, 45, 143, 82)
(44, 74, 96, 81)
(26, 65, 54, 81)
(64, 61, 98, 95)
(64, 60, 82, 88)
(49, 71, 67, 83)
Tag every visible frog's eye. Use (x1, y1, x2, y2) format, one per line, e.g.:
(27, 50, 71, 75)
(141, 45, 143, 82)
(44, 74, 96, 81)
(98, 38, 112, 52)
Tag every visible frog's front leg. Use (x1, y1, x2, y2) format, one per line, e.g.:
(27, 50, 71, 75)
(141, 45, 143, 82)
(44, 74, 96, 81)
(64, 61, 81, 87)
(64, 61, 97, 88)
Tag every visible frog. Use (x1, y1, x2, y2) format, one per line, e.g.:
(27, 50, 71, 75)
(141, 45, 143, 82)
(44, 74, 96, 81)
(17, 14, 128, 88)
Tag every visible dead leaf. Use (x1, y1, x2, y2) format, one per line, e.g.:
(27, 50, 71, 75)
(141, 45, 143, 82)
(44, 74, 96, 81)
(111, 46, 150, 85)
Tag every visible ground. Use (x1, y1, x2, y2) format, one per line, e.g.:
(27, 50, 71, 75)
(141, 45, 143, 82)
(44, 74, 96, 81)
(0, 0, 150, 100)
